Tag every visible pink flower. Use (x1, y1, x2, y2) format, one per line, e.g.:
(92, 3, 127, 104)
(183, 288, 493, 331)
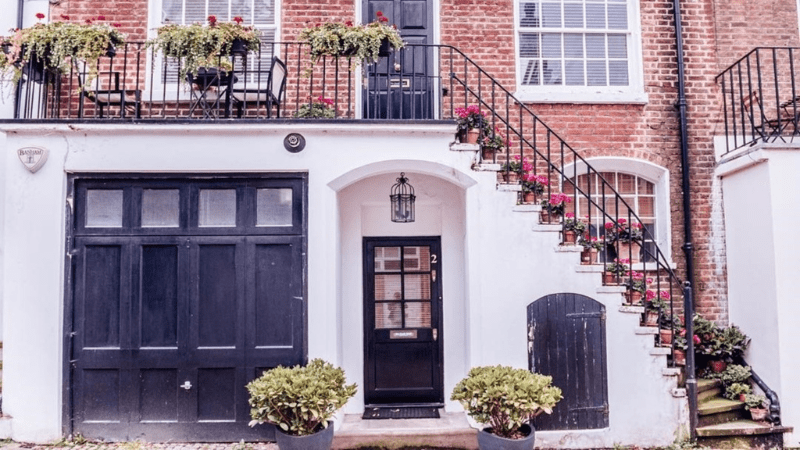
(680, 329, 687, 337)
(660, 290, 671, 300)
(345, 20, 353, 26)
(96, 15, 105, 20)
(645, 290, 656, 301)
(35, 12, 45, 20)
(618, 218, 627, 224)
(60, 14, 70, 20)
(376, 10, 383, 16)
(605, 222, 615, 230)
(566, 212, 575, 219)
(112, 22, 122, 27)
(85, 18, 92, 24)
(233, 16, 244, 24)
(693, 335, 701, 344)
(316, 96, 334, 106)
(208, 15, 217, 25)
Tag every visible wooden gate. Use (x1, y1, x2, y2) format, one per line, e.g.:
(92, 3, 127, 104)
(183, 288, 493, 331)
(527, 293, 609, 430)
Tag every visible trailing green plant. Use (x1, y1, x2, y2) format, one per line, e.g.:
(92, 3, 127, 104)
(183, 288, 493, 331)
(719, 325, 750, 360)
(246, 358, 357, 436)
(450, 365, 562, 440)
(298, 11, 405, 67)
(1, 14, 125, 81)
(146, 15, 260, 80)
(294, 95, 336, 118)
(724, 381, 752, 400)
(744, 393, 768, 410)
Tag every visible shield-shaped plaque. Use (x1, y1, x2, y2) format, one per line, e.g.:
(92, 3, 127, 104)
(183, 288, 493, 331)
(17, 147, 49, 173)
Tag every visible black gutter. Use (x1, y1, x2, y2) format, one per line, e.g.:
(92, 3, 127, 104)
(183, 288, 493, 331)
(672, 0, 698, 440)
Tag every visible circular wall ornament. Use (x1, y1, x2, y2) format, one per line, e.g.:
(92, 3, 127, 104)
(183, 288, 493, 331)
(284, 133, 306, 153)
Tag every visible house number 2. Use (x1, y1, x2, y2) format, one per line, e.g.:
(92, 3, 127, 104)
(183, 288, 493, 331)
(431, 254, 437, 264)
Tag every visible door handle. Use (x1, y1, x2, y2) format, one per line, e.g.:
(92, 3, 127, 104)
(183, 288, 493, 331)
(433, 328, 438, 341)
(180, 381, 192, 390)
(431, 269, 437, 282)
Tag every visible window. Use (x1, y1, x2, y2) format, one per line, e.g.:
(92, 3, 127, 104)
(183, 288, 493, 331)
(564, 158, 671, 264)
(149, 0, 279, 86)
(514, 0, 646, 103)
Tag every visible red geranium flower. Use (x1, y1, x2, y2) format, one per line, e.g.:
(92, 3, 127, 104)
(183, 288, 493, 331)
(96, 15, 105, 20)
(376, 10, 383, 16)
(345, 20, 353, 26)
(85, 18, 92, 24)
(207, 15, 217, 24)
(112, 22, 122, 27)
(233, 16, 243, 24)
(35, 12, 45, 19)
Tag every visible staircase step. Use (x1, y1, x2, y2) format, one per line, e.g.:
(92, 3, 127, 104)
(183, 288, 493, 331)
(698, 386, 723, 402)
(635, 326, 659, 335)
(699, 398, 745, 416)
(475, 163, 501, 171)
(575, 264, 604, 273)
(450, 143, 480, 152)
(698, 409, 749, 428)
(598, 286, 627, 294)
(650, 347, 671, 356)
(533, 223, 561, 232)
(697, 421, 793, 449)
(619, 305, 645, 314)
(698, 378, 722, 393)
(512, 204, 539, 212)
(555, 245, 582, 253)
(662, 368, 682, 377)
(498, 184, 522, 192)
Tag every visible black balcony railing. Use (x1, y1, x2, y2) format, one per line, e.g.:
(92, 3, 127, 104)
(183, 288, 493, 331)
(717, 47, 800, 155)
(8, 41, 686, 364)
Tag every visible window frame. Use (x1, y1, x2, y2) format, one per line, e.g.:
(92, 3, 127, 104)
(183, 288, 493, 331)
(512, 0, 647, 104)
(145, 0, 281, 96)
(563, 157, 672, 266)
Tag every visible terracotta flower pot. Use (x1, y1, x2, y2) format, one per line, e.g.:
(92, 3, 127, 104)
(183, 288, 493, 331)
(482, 147, 496, 161)
(580, 248, 597, 265)
(603, 271, 619, 285)
(502, 171, 520, 184)
(540, 210, 559, 224)
(709, 360, 727, 373)
(462, 128, 480, 144)
(564, 230, 577, 244)
(660, 328, 673, 345)
(673, 349, 686, 366)
(625, 290, 642, 305)
(617, 241, 641, 264)
(522, 191, 535, 204)
(643, 311, 659, 327)
(750, 407, 768, 421)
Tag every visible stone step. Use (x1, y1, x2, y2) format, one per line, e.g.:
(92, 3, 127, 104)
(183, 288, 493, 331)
(699, 397, 746, 416)
(698, 378, 722, 393)
(332, 412, 477, 450)
(698, 386, 723, 403)
(698, 409, 749, 428)
(697, 421, 793, 449)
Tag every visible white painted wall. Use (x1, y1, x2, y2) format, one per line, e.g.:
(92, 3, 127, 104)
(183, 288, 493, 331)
(0, 122, 683, 446)
(717, 144, 800, 447)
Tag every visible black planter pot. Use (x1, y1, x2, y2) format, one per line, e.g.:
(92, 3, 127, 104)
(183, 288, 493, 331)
(477, 424, 535, 450)
(105, 43, 117, 58)
(230, 38, 247, 56)
(274, 421, 335, 450)
(377, 37, 392, 57)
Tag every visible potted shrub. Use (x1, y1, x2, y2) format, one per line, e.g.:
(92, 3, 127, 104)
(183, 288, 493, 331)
(562, 213, 586, 244)
(500, 155, 530, 183)
(744, 393, 769, 421)
(578, 234, 603, 265)
(724, 382, 752, 401)
(604, 258, 629, 285)
(146, 15, 261, 80)
(623, 271, 650, 305)
(451, 365, 562, 450)
(659, 315, 682, 346)
(455, 104, 487, 143)
(520, 173, 548, 204)
(247, 359, 357, 450)
(1, 14, 125, 82)
(298, 12, 405, 66)
(643, 289, 670, 326)
(294, 96, 336, 118)
(540, 193, 571, 223)
(604, 219, 644, 263)
(714, 364, 752, 398)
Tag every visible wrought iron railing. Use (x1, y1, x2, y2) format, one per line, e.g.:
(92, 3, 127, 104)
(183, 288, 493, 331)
(717, 47, 800, 155)
(8, 42, 686, 362)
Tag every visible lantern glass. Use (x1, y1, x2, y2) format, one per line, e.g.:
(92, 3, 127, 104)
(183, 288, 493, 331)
(390, 173, 415, 223)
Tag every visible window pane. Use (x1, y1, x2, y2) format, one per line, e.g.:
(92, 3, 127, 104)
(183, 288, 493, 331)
(198, 189, 236, 227)
(618, 173, 635, 193)
(586, 4, 606, 28)
(609, 61, 629, 85)
(638, 177, 654, 194)
(86, 190, 124, 228)
(608, 4, 628, 29)
(587, 60, 606, 85)
(375, 274, 402, 300)
(184, 0, 205, 23)
(162, 0, 183, 23)
(375, 247, 401, 272)
(564, 3, 584, 27)
(586, 34, 606, 58)
(520, 33, 540, 58)
(404, 274, 431, 300)
(542, 2, 562, 27)
(404, 302, 431, 328)
(543, 60, 563, 84)
(142, 189, 180, 228)
(254, 0, 275, 24)
(256, 188, 292, 226)
(565, 60, 585, 85)
(522, 59, 541, 85)
(564, 33, 584, 57)
(639, 196, 655, 217)
(404, 246, 431, 271)
(608, 34, 627, 58)
(375, 302, 402, 329)
(520, 2, 540, 26)
(542, 34, 562, 58)
(231, 0, 252, 22)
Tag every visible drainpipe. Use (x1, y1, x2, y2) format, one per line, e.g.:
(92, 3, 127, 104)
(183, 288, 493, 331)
(16, 0, 23, 29)
(672, 0, 698, 441)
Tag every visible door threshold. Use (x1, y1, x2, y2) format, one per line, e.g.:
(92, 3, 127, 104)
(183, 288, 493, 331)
(365, 402, 444, 409)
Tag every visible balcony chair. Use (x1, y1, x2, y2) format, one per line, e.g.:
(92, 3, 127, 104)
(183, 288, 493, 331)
(231, 56, 287, 118)
(73, 60, 142, 119)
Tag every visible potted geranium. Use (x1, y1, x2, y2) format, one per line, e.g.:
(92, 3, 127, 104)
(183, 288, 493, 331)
(1, 14, 125, 82)
(643, 290, 670, 326)
(146, 15, 261, 80)
(455, 104, 487, 143)
(604, 258, 629, 285)
(605, 218, 644, 263)
(540, 193, 571, 223)
(578, 234, 603, 265)
(298, 12, 404, 67)
(481, 126, 510, 161)
(451, 365, 562, 450)
(501, 155, 530, 183)
(520, 173, 547, 204)
(744, 394, 769, 421)
(562, 213, 586, 244)
(294, 95, 336, 118)
(623, 271, 650, 305)
(247, 359, 357, 450)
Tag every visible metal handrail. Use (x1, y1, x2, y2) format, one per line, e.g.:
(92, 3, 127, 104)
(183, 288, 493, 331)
(737, 356, 782, 425)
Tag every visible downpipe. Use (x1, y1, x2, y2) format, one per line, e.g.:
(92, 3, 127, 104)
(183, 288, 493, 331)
(672, 0, 698, 440)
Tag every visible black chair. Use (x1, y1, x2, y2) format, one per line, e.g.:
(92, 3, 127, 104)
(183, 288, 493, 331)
(231, 56, 287, 118)
(74, 60, 141, 119)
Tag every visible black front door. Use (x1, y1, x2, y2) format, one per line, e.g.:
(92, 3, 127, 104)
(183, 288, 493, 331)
(363, 237, 443, 405)
(363, 0, 434, 119)
(68, 175, 306, 441)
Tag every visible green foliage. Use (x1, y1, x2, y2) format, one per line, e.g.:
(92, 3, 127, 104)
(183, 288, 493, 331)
(294, 96, 336, 118)
(146, 20, 260, 80)
(298, 15, 405, 67)
(450, 365, 562, 440)
(744, 393, 768, 410)
(605, 259, 630, 276)
(724, 382, 752, 400)
(692, 315, 750, 361)
(564, 214, 587, 234)
(246, 358, 357, 437)
(719, 364, 752, 385)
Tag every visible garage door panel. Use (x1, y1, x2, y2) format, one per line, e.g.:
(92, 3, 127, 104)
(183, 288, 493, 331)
(254, 243, 295, 348)
(139, 369, 179, 422)
(81, 369, 121, 422)
(197, 245, 238, 348)
(82, 245, 124, 348)
(140, 245, 179, 348)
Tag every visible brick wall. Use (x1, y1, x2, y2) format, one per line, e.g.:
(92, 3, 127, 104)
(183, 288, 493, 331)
(42, 0, 800, 323)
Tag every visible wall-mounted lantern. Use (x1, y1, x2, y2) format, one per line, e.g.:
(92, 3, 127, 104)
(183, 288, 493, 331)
(390, 172, 415, 223)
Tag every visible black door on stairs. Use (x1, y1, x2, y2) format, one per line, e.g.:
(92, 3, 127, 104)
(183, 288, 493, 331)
(363, 237, 443, 405)
(67, 175, 306, 442)
(363, 0, 434, 119)
(527, 293, 609, 430)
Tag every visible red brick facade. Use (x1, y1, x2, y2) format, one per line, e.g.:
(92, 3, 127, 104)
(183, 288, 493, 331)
(46, 0, 800, 322)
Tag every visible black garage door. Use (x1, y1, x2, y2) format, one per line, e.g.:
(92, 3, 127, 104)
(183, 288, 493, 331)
(66, 175, 306, 441)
